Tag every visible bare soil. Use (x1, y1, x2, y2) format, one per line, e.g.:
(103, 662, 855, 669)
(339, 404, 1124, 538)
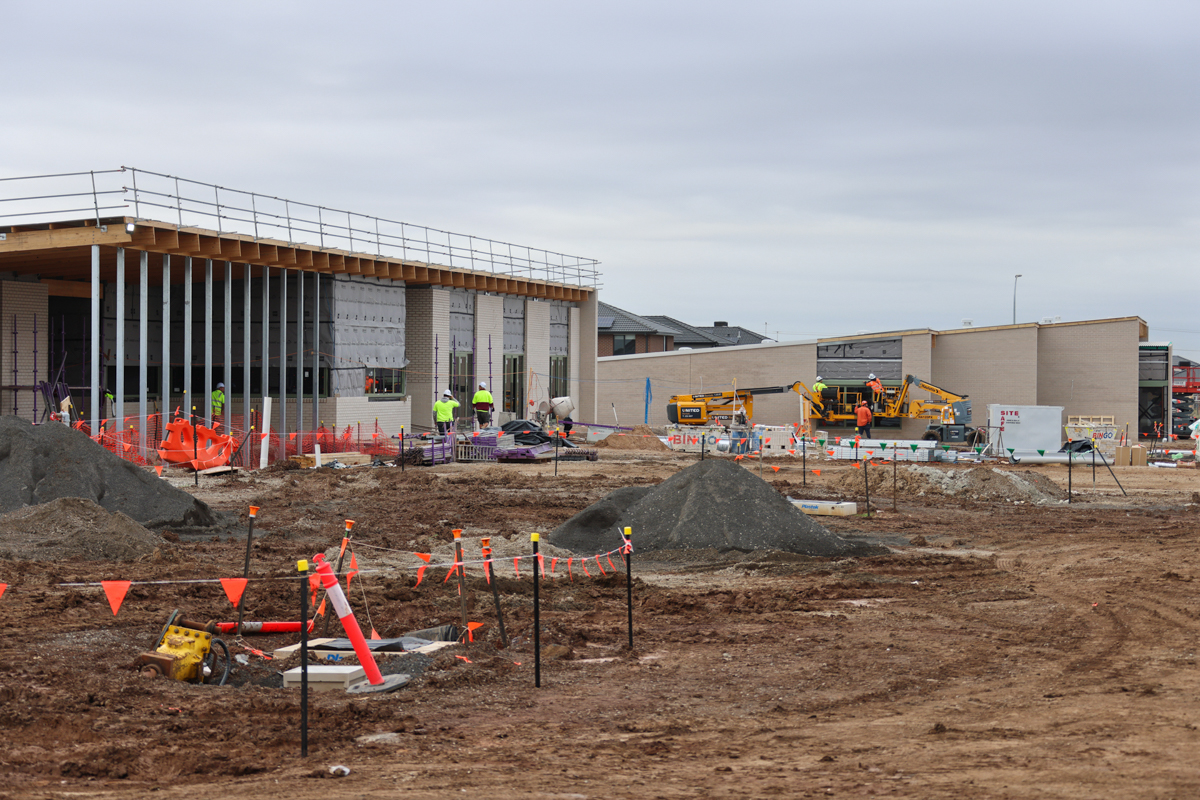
(2, 450, 1200, 798)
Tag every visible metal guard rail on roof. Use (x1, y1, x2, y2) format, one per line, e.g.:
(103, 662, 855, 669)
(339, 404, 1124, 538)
(0, 168, 601, 289)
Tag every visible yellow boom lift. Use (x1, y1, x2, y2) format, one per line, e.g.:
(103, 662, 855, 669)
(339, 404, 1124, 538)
(666, 382, 805, 427)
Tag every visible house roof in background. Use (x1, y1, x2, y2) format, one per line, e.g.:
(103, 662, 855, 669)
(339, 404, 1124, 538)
(597, 302, 680, 336)
(644, 315, 724, 346)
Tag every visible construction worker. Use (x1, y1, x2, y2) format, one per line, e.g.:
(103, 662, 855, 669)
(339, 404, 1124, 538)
(434, 389, 459, 435)
(811, 376, 829, 419)
(855, 400, 873, 439)
(865, 373, 884, 411)
(472, 381, 494, 428)
(211, 382, 226, 428)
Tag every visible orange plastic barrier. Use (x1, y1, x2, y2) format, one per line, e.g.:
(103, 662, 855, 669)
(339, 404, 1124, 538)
(157, 417, 234, 470)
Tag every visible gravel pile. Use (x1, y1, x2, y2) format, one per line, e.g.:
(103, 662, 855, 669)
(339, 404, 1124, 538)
(0, 416, 224, 532)
(549, 459, 879, 557)
(835, 464, 1066, 504)
(0, 497, 168, 561)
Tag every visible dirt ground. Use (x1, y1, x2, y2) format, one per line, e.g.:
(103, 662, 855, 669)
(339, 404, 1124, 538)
(2, 445, 1200, 799)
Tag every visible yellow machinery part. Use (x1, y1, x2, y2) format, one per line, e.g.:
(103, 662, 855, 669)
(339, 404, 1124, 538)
(155, 625, 213, 683)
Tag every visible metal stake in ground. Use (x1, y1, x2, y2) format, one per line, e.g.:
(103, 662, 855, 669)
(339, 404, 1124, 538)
(1068, 450, 1073, 503)
(554, 425, 560, 477)
(531, 532, 541, 688)
(297, 559, 309, 758)
(192, 408, 199, 488)
(801, 431, 806, 487)
(453, 529, 468, 637)
(236, 505, 260, 637)
(623, 527, 634, 650)
(322, 520, 355, 638)
(893, 447, 898, 512)
(481, 538, 508, 648)
(863, 455, 871, 519)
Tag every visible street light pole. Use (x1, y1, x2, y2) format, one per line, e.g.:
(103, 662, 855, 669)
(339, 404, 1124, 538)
(1012, 274, 1023, 325)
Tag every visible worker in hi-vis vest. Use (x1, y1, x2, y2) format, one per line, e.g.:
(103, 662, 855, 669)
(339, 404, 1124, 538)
(211, 382, 226, 427)
(472, 382, 494, 428)
(433, 389, 459, 435)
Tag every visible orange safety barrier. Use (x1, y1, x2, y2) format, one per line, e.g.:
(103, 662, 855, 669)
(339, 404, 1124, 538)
(157, 416, 234, 470)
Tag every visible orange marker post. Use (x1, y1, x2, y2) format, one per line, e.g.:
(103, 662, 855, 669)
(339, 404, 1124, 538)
(312, 554, 405, 695)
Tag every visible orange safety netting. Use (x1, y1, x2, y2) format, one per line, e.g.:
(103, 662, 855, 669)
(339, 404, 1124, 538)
(157, 417, 235, 470)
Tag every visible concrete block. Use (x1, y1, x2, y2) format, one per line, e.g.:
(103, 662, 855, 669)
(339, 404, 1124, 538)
(282, 664, 366, 692)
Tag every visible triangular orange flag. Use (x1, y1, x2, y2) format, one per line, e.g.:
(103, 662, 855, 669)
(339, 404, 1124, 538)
(220, 578, 248, 608)
(854, 462, 861, 470)
(0, 583, 6, 599)
(155, 466, 163, 476)
(772, 466, 780, 472)
(371, 628, 381, 640)
(346, 552, 359, 587)
(466, 621, 485, 642)
(316, 597, 326, 617)
(123, 442, 131, 452)
(289, 433, 297, 440)
(414, 552, 432, 563)
(813, 469, 821, 475)
(415, 565, 427, 587)
(102, 580, 132, 615)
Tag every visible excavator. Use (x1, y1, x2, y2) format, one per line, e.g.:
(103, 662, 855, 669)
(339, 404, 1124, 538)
(668, 375, 974, 442)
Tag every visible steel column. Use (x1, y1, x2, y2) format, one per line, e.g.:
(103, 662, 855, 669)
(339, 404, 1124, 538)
(139, 251, 148, 456)
(224, 260, 232, 430)
(262, 266, 270, 449)
(278, 269, 287, 461)
(204, 259, 213, 425)
(311, 273, 319, 431)
(183, 257, 192, 418)
(115, 248, 125, 427)
(90, 245, 100, 432)
(296, 271, 304, 449)
(243, 263, 251, 450)
(162, 255, 170, 430)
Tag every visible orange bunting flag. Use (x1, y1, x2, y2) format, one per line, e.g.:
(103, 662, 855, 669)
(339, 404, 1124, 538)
(606, 553, 618, 573)
(734, 455, 744, 461)
(595, 554, 607, 576)
(316, 597, 327, 617)
(346, 552, 359, 587)
(550, 557, 559, 575)
(308, 573, 321, 593)
(0, 583, 5, 599)
(772, 465, 780, 472)
(466, 621, 485, 642)
(853, 462, 861, 470)
(581, 557, 591, 577)
(260, 432, 268, 440)
(538, 553, 546, 578)
(567, 557, 574, 581)
(443, 563, 458, 583)
(371, 628, 381, 640)
(155, 466, 163, 476)
(513, 557, 521, 579)
(123, 442, 131, 452)
(289, 433, 297, 441)
(788, 449, 795, 455)
(765, 437, 771, 444)
(415, 565, 427, 587)
(826, 450, 835, 456)
(220, 577, 248, 608)
(102, 580, 131, 616)
(414, 552, 432, 563)
(835, 437, 841, 444)
(813, 469, 821, 476)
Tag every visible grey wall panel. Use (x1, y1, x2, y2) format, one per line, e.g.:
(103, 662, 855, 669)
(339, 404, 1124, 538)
(330, 275, 407, 397)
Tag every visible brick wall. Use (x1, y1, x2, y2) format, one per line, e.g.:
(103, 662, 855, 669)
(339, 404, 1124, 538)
(931, 325, 1038, 435)
(474, 294, 504, 387)
(405, 285, 451, 433)
(1037, 319, 1140, 435)
(525, 299, 551, 409)
(569, 306, 581, 418)
(0, 281, 49, 422)
(577, 293, 598, 422)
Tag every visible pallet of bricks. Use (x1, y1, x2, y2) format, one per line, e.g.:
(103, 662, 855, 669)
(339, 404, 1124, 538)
(830, 439, 941, 462)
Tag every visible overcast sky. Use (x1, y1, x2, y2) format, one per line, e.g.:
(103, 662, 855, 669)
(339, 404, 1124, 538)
(3, 1, 1197, 359)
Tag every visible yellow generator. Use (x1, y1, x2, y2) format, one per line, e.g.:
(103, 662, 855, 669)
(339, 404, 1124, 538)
(134, 610, 231, 685)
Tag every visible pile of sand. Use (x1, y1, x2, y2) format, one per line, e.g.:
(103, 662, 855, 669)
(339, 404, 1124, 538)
(0, 497, 168, 561)
(0, 416, 224, 532)
(592, 424, 669, 451)
(548, 459, 879, 557)
(834, 464, 1066, 504)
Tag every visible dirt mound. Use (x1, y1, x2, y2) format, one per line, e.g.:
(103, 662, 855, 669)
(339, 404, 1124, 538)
(592, 424, 669, 451)
(834, 464, 1066, 504)
(549, 460, 879, 557)
(0, 416, 224, 531)
(0, 497, 169, 561)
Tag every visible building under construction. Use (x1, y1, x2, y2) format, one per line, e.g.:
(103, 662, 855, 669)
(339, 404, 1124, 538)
(0, 168, 600, 462)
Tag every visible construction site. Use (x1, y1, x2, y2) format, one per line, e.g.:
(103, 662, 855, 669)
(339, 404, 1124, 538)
(1, 170, 1199, 799)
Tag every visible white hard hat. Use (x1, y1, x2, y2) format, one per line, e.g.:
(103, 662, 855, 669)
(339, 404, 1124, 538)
(478, 382, 487, 389)
(442, 389, 453, 397)
(868, 374, 875, 380)
(815, 376, 822, 382)
(217, 382, 225, 389)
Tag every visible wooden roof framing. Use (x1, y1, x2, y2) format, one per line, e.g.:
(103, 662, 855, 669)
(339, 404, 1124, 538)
(0, 217, 591, 302)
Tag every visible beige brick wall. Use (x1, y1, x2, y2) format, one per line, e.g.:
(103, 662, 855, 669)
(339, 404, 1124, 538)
(0, 281, 49, 422)
(569, 305, 581, 417)
(577, 293, 598, 422)
(474, 294, 504, 387)
(597, 341, 818, 428)
(930, 325, 1038, 435)
(525, 299, 551, 409)
(1037, 319, 1140, 435)
(405, 286, 451, 433)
